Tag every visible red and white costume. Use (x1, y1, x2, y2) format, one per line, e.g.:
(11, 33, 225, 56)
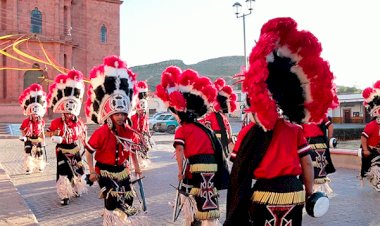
(47, 70, 87, 205)
(302, 117, 336, 196)
(130, 81, 151, 162)
(18, 84, 47, 173)
(360, 81, 380, 191)
(199, 78, 237, 159)
(156, 66, 223, 225)
(131, 113, 149, 134)
(85, 56, 143, 225)
(225, 17, 338, 225)
(87, 124, 136, 171)
(131, 81, 149, 134)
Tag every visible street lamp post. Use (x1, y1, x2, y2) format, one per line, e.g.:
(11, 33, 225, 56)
(233, 0, 255, 68)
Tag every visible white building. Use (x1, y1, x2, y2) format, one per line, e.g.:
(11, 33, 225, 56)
(330, 94, 368, 123)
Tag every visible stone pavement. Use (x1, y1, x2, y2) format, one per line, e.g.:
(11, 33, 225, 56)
(0, 136, 379, 225)
(0, 163, 37, 225)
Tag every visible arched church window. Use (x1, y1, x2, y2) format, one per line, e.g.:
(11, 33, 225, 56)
(100, 24, 107, 43)
(31, 7, 42, 33)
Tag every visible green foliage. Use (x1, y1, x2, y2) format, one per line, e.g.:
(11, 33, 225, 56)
(337, 85, 362, 94)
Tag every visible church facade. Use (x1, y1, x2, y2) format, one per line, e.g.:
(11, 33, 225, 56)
(0, 0, 122, 122)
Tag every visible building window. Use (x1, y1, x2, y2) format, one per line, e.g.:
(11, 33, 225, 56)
(31, 7, 42, 33)
(100, 24, 107, 43)
(64, 54, 67, 68)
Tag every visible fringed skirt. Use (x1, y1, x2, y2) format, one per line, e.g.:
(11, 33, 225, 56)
(56, 143, 86, 199)
(184, 154, 220, 224)
(96, 162, 136, 212)
(24, 137, 45, 172)
(250, 176, 305, 226)
(361, 149, 380, 191)
(96, 162, 139, 225)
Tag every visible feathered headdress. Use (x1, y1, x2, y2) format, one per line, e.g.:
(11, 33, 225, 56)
(362, 81, 380, 117)
(241, 17, 338, 131)
(213, 78, 237, 114)
(136, 81, 148, 97)
(155, 66, 217, 118)
(47, 70, 85, 116)
(19, 83, 47, 117)
(85, 55, 137, 124)
(135, 81, 149, 111)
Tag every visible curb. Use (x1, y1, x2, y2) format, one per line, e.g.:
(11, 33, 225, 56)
(0, 162, 38, 225)
(0, 135, 18, 139)
(330, 148, 361, 170)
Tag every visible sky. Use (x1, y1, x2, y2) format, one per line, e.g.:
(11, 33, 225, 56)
(120, 0, 380, 89)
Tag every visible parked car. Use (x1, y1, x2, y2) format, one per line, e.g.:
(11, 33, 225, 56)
(149, 113, 178, 134)
(149, 112, 169, 130)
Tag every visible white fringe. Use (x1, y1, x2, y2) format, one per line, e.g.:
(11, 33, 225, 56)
(313, 183, 334, 197)
(36, 158, 46, 171)
(103, 208, 149, 226)
(366, 163, 380, 191)
(201, 219, 222, 226)
(73, 175, 88, 195)
(181, 194, 197, 226)
(24, 154, 36, 172)
(56, 175, 75, 199)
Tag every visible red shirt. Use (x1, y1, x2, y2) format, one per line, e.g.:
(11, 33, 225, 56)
(200, 112, 231, 135)
(86, 124, 137, 168)
(131, 112, 149, 133)
(47, 118, 85, 144)
(362, 120, 380, 147)
(232, 119, 310, 179)
(302, 117, 332, 138)
(20, 118, 45, 137)
(230, 122, 255, 159)
(173, 122, 214, 158)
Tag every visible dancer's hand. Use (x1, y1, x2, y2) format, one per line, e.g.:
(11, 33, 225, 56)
(178, 172, 184, 181)
(363, 149, 371, 157)
(135, 170, 142, 178)
(89, 172, 98, 182)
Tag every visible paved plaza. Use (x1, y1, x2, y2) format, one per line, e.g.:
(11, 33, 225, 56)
(0, 134, 379, 225)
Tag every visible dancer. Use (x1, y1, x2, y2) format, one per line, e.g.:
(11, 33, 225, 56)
(225, 17, 338, 225)
(156, 66, 225, 225)
(200, 78, 237, 158)
(18, 83, 47, 174)
(46, 70, 87, 205)
(130, 81, 151, 161)
(361, 81, 380, 192)
(302, 116, 336, 196)
(85, 56, 143, 225)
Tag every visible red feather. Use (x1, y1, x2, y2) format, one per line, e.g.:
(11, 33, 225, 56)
(161, 66, 181, 88)
(89, 65, 105, 79)
(103, 55, 127, 69)
(230, 101, 237, 112)
(362, 87, 373, 99)
(169, 91, 186, 111)
(67, 69, 84, 81)
(137, 81, 148, 90)
(374, 81, 380, 89)
(180, 69, 199, 87)
(214, 78, 226, 90)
